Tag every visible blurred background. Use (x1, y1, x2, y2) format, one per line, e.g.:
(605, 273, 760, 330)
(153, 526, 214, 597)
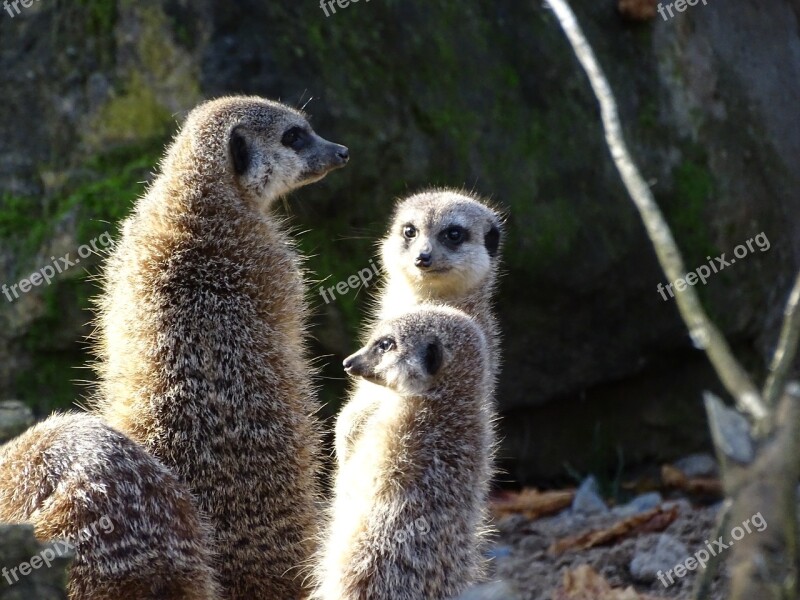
(1, 0, 798, 490)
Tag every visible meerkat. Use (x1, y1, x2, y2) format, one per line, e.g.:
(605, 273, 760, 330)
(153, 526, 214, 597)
(91, 96, 349, 599)
(315, 306, 495, 600)
(335, 189, 503, 464)
(0, 412, 219, 600)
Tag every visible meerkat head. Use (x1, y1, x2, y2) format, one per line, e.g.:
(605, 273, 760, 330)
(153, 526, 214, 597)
(381, 189, 503, 300)
(343, 306, 488, 397)
(178, 96, 349, 206)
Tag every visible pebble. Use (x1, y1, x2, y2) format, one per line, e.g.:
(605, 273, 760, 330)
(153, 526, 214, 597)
(629, 533, 690, 582)
(571, 476, 609, 515)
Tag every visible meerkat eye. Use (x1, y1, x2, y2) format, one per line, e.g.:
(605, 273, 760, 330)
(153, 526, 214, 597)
(377, 338, 396, 353)
(281, 126, 308, 151)
(402, 225, 417, 239)
(445, 226, 465, 243)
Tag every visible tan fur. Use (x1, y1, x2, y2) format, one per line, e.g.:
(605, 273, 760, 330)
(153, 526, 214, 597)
(336, 189, 503, 464)
(0, 412, 219, 600)
(91, 96, 349, 599)
(315, 306, 495, 600)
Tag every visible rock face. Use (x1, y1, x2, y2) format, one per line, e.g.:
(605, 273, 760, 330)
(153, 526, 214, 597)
(0, 524, 71, 599)
(0, 0, 797, 482)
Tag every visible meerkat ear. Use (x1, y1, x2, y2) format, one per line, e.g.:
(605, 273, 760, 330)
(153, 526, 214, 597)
(484, 223, 501, 258)
(229, 127, 250, 176)
(423, 341, 443, 376)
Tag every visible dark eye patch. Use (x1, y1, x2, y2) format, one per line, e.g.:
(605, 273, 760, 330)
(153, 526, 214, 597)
(377, 337, 396, 353)
(438, 225, 469, 249)
(281, 126, 310, 151)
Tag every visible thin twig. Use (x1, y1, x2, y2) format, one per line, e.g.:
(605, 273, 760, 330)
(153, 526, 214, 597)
(544, 0, 767, 424)
(763, 271, 800, 407)
(693, 499, 732, 600)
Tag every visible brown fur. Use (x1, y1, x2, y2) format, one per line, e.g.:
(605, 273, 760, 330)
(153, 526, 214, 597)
(0, 412, 219, 600)
(336, 189, 503, 464)
(316, 306, 495, 600)
(92, 96, 348, 598)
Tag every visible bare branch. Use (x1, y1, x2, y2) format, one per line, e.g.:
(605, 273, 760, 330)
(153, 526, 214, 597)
(763, 271, 800, 407)
(544, 0, 767, 423)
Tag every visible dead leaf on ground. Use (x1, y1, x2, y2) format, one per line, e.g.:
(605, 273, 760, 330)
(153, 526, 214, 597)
(617, 0, 657, 22)
(548, 505, 679, 556)
(551, 564, 663, 600)
(661, 464, 723, 499)
(491, 488, 575, 521)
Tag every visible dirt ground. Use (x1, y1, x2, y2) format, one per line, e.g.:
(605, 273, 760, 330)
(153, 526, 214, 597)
(489, 501, 726, 599)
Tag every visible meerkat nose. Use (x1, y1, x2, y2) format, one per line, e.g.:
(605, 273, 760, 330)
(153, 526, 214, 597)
(415, 252, 432, 269)
(335, 145, 350, 163)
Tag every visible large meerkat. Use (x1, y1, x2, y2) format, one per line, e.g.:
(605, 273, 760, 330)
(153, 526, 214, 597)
(336, 189, 503, 463)
(0, 412, 219, 600)
(92, 96, 349, 598)
(315, 306, 495, 600)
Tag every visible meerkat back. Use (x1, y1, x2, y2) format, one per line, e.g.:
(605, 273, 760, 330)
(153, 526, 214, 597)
(0, 412, 219, 600)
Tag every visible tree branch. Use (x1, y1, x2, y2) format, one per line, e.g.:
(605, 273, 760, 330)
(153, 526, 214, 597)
(544, 0, 767, 424)
(763, 271, 800, 408)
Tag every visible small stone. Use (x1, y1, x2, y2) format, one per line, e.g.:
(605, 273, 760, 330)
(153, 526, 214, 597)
(674, 453, 718, 478)
(572, 476, 608, 515)
(454, 581, 519, 600)
(629, 533, 689, 583)
(613, 492, 663, 517)
(0, 400, 34, 443)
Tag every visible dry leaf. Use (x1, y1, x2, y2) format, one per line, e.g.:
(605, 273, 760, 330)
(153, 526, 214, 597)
(548, 505, 679, 556)
(661, 464, 723, 498)
(551, 564, 662, 600)
(491, 488, 575, 521)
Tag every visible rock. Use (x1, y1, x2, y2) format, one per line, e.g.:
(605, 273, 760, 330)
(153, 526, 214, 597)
(673, 453, 718, 478)
(613, 492, 663, 517)
(629, 533, 689, 583)
(572, 476, 608, 515)
(0, 523, 72, 598)
(454, 581, 520, 600)
(0, 401, 34, 444)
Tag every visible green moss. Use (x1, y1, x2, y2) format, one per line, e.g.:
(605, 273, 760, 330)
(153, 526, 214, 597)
(88, 74, 173, 146)
(8, 140, 166, 413)
(76, 0, 117, 37)
(670, 160, 716, 261)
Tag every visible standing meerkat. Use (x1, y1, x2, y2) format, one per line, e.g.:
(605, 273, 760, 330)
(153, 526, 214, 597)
(335, 189, 503, 463)
(0, 412, 219, 600)
(315, 306, 495, 600)
(92, 96, 349, 599)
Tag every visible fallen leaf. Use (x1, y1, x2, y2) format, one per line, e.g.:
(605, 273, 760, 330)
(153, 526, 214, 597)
(661, 464, 723, 499)
(548, 505, 679, 556)
(551, 565, 662, 600)
(491, 488, 575, 521)
(617, 0, 658, 22)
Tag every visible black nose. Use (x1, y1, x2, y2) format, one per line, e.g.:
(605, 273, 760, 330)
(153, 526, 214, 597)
(415, 252, 432, 269)
(343, 356, 355, 372)
(335, 145, 350, 164)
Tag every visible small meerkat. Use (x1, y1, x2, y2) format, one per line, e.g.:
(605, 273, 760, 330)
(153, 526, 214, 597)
(336, 189, 503, 464)
(315, 306, 495, 600)
(0, 412, 219, 600)
(92, 96, 349, 599)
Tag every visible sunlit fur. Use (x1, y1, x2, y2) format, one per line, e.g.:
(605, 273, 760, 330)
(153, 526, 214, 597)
(315, 306, 495, 600)
(0, 413, 220, 600)
(336, 189, 503, 465)
(91, 96, 347, 599)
